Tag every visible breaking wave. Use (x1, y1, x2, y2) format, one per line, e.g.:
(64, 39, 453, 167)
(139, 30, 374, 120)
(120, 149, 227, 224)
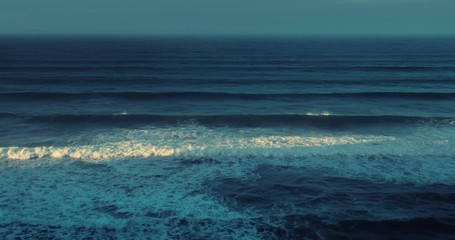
(0, 135, 394, 161)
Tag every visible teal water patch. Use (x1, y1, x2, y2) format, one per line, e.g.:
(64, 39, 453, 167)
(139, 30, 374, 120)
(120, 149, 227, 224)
(1, 153, 454, 239)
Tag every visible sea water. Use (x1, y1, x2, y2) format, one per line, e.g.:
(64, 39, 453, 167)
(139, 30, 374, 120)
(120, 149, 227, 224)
(0, 36, 454, 239)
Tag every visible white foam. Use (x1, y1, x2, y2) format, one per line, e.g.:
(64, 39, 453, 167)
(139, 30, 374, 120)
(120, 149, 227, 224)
(0, 142, 180, 160)
(248, 135, 384, 148)
(0, 135, 393, 161)
(306, 111, 331, 116)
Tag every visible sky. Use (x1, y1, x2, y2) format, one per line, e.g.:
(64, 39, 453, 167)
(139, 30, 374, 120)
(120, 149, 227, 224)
(0, 0, 454, 36)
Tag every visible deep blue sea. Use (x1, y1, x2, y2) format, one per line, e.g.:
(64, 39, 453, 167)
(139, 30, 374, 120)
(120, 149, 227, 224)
(0, 36, 454, 239)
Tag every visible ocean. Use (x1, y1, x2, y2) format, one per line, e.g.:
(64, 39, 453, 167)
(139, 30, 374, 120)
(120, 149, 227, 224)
(0, 36, 454, 239)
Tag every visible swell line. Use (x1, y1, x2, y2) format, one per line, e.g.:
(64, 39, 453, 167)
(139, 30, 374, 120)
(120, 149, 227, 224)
(0, 112, 15, 119)
(1, 66, 454, 72)
(2, 91, 455, 101)
(26, 114, 454, 128)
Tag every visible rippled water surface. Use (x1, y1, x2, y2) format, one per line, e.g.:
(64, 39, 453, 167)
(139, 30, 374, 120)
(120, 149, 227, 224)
(0, 37, 454, 239)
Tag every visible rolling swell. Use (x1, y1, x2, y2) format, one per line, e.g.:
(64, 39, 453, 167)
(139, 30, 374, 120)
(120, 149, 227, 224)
(27, 114, 454, 128)
(1, 65, 455, 72)
(3, 77, 455, 85)
(2, 91, 455, 101)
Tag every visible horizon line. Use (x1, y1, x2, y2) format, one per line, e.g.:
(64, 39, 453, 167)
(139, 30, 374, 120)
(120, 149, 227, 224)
(2, 33, 455, 38)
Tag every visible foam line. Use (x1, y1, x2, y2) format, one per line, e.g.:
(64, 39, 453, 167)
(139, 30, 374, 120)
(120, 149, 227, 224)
(0, 135, 394, 161)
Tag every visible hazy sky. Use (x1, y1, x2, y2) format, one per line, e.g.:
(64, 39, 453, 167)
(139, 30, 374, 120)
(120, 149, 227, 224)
(1, 0, 454, 35)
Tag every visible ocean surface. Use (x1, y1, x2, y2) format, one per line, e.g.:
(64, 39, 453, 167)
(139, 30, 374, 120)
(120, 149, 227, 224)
(0, 36, 454, 239)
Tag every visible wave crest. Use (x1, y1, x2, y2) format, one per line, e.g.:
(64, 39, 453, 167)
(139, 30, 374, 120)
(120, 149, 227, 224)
(0, 135, 394, 161)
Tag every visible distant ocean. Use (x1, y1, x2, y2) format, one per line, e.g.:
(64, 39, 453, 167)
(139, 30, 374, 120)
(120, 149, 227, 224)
(0, 36, 454, 239)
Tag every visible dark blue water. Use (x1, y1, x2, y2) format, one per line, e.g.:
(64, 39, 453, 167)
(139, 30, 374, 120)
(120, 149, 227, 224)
(0, 36, 454, 239)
